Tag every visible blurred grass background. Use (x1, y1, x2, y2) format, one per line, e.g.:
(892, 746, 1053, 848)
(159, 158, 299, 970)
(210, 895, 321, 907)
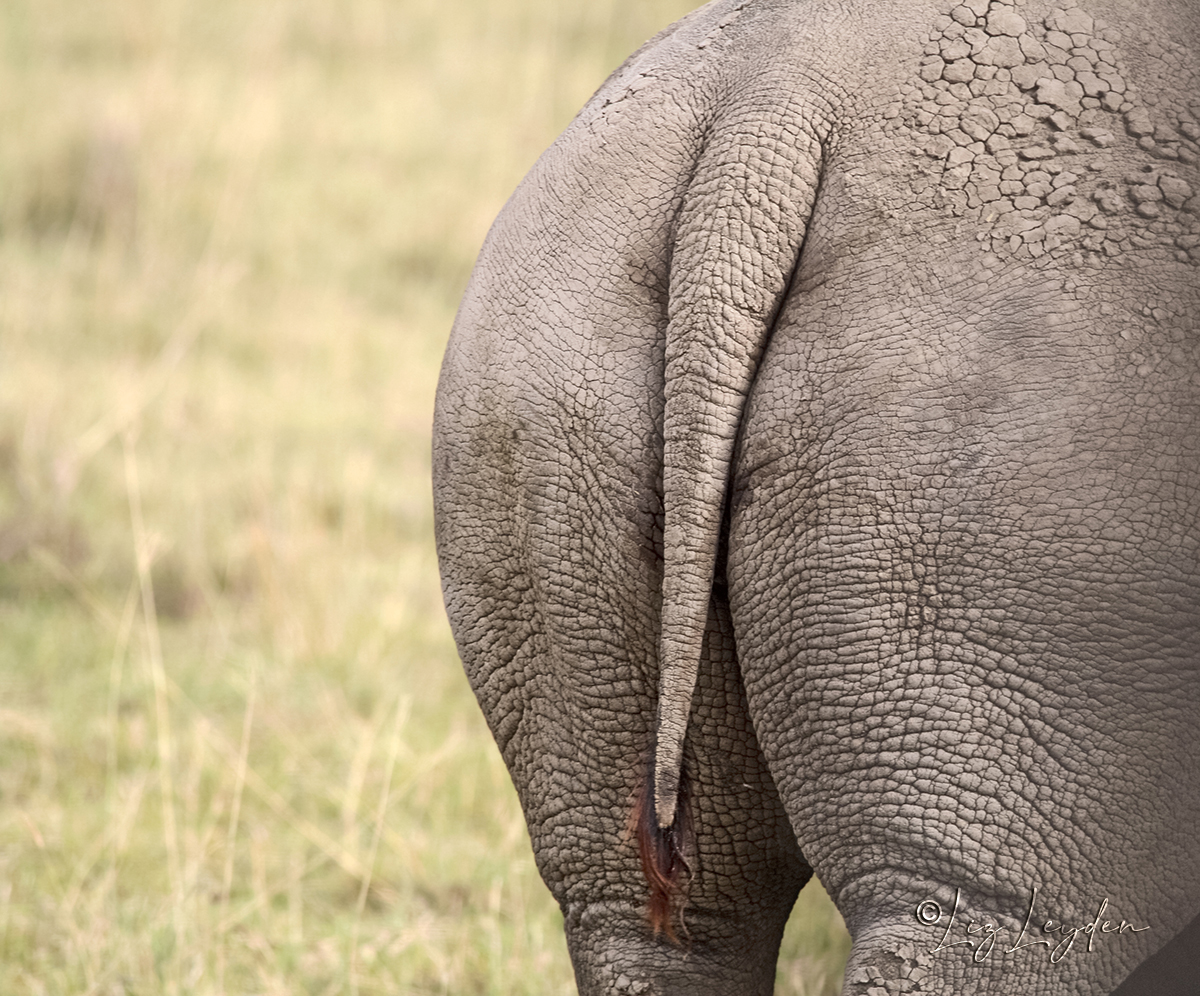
(0, 0, 851, 992)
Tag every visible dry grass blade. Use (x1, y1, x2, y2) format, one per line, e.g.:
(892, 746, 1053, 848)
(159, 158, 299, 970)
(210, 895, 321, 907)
(349, 696, 409, 996)
(217, 666, 256, 996)
(60, 266, 241, 490)
(166, 676, 369, 883)
(123, 431, 184, 985)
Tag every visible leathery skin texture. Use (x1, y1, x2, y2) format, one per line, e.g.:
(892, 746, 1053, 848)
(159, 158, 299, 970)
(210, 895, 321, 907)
(432, 1, 1200, 993)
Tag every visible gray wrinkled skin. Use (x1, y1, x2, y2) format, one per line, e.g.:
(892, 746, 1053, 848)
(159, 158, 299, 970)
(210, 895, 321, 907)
(432, 1, 1200, 993)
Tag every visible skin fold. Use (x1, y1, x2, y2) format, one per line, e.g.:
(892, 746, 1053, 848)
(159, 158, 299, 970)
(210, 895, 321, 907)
(432, 0, 1200, 992)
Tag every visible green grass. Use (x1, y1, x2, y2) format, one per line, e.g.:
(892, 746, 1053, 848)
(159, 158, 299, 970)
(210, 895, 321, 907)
(0, 0, 851, 992)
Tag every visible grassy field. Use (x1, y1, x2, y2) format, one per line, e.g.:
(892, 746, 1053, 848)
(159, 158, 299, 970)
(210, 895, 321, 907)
(0, 1, 851, 992)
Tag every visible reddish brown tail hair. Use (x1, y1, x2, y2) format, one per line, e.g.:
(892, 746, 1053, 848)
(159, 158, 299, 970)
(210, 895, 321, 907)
(632, 762, 693, 943)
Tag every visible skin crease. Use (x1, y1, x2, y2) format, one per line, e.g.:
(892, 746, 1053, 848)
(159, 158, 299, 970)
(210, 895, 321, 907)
(432, 1, 1200, 994)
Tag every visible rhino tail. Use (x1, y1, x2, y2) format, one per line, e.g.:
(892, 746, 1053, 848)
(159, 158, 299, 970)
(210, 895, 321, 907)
(649, 102, 821, 831)
(652, 394, 733, 830)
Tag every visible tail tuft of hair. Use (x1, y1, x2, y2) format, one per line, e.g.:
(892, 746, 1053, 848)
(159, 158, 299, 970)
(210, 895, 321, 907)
(633, 762, 693, 943)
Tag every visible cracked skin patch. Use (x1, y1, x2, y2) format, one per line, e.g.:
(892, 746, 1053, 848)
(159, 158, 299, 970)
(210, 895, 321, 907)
(843, 940, 937, 995)
(886, 0, 1200, 267)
